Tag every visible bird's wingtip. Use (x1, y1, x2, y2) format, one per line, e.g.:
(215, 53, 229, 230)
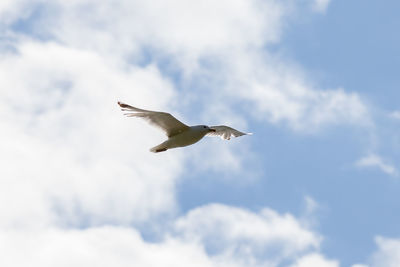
(247, 132, 253, 135)
(118, 101, 131, 109)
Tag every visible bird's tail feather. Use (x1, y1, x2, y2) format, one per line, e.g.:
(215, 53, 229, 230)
(150, 143, 168, 153)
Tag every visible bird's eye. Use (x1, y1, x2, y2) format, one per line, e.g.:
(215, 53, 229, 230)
(203, 126, 207, 128)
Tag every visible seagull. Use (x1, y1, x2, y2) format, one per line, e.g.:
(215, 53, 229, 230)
(118, 101, 252, 153)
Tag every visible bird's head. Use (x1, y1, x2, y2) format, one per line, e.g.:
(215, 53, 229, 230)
(195, 125, 216, 132)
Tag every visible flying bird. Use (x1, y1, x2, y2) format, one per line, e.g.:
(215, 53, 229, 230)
(118, 101, 252, 152)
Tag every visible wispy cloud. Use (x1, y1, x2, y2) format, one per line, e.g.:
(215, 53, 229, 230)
(356, 154, 398, 176)
(389, 110, 400, 120)
(311, 0, 331, 13)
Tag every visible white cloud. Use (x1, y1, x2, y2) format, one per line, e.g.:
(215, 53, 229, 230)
(0, 40, 187, 228)
(311, 0, 331, 13)
(371, 236, 400, 267)
(304, 196, 319, 215)
(2, 0, 369, 133)
(0, 204, 331, 267)
(175, 204, 321, 265)
(355, 236, 400, 267)
(14, 0, 285, 73)
(0, 0, 28, 24)
(290, 253, 339, 267)
(220, 52, 370, 132)
(0, 227, 217, 267)
(356, 154, 397, 176)
(299, 195, 322, 229)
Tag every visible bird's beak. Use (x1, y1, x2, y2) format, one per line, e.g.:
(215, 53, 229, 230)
(209, 128, 216, 132)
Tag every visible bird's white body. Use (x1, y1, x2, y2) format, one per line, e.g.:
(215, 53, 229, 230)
(118, 101, 251, 152)
(150, 126, 210, 152)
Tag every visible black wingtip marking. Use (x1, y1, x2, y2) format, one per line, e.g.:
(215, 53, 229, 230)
(118, 101, 131, 109)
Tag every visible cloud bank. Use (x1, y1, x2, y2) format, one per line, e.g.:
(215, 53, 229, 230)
(0, 204, 332, 267)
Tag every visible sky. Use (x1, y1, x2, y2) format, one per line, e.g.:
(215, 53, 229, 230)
(1, 0, 400, 266)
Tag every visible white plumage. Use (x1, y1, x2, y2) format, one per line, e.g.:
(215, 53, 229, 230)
(118, 101, 252, 152)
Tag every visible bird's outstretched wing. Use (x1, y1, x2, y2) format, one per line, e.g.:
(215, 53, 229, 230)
(207, 125, 252, 140)
(118, 101, 189, 137)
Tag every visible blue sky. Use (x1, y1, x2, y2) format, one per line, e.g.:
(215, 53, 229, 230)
(283, 0, 400, 108)
(1, 0, 400, 266)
